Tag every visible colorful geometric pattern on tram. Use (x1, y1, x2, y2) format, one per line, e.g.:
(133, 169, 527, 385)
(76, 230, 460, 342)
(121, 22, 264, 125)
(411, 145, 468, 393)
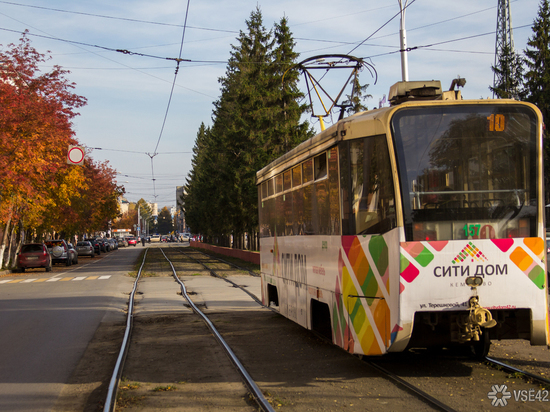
(506, 238, 546, 289)
(334, 235, 392, 355)
(400, 238, 546, 290)
(400, 241, 440, 288)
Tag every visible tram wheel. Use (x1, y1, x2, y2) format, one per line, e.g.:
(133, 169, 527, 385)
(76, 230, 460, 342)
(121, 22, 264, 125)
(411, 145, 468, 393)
(471, 329, 491, 359)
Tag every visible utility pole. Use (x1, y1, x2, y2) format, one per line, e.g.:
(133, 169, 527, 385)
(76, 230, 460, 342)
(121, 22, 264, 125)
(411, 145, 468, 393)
(493, 0, 515, 97)
(398, 0, 410, 82)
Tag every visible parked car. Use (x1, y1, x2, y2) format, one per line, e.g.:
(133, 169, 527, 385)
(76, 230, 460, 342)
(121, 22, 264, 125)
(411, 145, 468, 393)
(126, 236, 137, 246)
(150, 235, 160, 243)
(68, 243, 78, 264)
(76, 241, 95, 258)
(16, 243, 52, 272)
(116, 236, 128, 247)
(44, 239, 72, 266)
(95, 238, 109, 252)
(181, 233, 190, 242)
(88, 238, 101, 255)
(107, 238, 118, 250)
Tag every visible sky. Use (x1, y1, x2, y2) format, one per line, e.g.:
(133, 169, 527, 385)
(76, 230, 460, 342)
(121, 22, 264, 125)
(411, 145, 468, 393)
(0, 0, 543, 212)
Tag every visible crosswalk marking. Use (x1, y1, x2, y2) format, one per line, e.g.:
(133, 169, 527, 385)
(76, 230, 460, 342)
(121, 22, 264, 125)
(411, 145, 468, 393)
(0, 275, 111, 285)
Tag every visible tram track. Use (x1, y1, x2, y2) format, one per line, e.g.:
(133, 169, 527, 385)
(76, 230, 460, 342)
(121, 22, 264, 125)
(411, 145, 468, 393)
(171, 246, 263, 305)
(96, 245, 549, 411)
(362, 348, 550, 411)
(103, 246, 274, 412)
(485, 356, 550, 388)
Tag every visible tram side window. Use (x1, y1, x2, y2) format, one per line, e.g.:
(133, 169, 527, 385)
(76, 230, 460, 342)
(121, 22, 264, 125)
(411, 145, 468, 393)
(268, 178, 274, 197)
(292, 165, 302, 187)
(314, 152, 327, 180)
(275, 174, 283, 194)
(339, 135, 397, 235)
(303, 159, 313, 183)
(283, 170, 292, 191)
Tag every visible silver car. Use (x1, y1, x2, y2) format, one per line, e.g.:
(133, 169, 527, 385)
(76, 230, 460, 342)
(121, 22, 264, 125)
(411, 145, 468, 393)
(76, 241, 95, 258)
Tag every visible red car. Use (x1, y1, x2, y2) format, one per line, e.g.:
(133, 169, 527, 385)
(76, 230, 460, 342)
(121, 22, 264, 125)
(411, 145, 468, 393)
(16, 243, 52, 272)
(126, 236, 137, 246)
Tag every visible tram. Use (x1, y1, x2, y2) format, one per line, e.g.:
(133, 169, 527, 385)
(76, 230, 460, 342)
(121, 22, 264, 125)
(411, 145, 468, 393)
(256, 80, 549, 357)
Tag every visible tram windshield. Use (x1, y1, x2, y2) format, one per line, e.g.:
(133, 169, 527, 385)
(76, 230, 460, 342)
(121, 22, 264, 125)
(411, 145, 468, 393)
(391, 105, 539, 241)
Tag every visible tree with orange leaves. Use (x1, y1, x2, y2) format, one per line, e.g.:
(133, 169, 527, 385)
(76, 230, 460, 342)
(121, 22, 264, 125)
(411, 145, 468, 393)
(0, 34, 121, 268)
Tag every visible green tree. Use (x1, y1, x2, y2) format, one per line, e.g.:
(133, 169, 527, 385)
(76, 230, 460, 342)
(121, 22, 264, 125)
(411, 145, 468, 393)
(157, 206, 173, 235)
(184, 9, 311, 249)
(272, 16, 313, 154)
(182, 123, 222, 239)
(137, 198, 154, 235)
(523, 0, 550, 200)
(490, 44, 525, 99)
(344, 71, 372, 116)
(211, 7, 275, 244)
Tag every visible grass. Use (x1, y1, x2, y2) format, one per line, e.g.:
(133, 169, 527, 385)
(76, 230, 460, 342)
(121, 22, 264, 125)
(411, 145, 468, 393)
(152, 385, 177, 392)
(116, 379, 144, 408)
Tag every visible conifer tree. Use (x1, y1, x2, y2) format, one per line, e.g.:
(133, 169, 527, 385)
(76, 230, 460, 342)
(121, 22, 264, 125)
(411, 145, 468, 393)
(211, 7, 275, 243)
(186, 9, 312, 247)
(523, 0, 550, 200)
(490, 44, 524, 99)
(524, 0, 550, 129)
(272, 16, 313, 155)
(344, 71, 372, 116)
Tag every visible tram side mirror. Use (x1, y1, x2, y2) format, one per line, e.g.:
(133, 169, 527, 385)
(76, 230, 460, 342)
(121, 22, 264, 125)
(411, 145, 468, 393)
(466, 276, 484, 288)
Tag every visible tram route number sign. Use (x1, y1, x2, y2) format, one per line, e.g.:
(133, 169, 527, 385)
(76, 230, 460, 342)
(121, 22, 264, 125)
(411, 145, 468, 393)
(463, 223, 495, 239)
(67, 145, 85, 166)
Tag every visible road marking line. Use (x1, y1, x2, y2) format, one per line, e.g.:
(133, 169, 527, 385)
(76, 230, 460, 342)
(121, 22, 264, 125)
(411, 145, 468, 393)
(1, 276, 112, 284)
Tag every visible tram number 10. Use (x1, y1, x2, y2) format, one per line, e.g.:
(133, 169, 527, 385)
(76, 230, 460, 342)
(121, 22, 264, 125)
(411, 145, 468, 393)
(487, 114, 506, 132)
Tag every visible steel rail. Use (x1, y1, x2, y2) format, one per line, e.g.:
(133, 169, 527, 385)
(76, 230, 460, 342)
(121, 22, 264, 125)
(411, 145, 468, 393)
(104, 248, 149, 412)
(159, 248, 275, 412)
(486, 356, 550, 387)
(192, 248, 260, 277)
(363, 359, 459, 412)
(174, 247, 262, 305)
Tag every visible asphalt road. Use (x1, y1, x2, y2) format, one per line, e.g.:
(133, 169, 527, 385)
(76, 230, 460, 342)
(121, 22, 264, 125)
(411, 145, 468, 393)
(0, 246, 142, 411)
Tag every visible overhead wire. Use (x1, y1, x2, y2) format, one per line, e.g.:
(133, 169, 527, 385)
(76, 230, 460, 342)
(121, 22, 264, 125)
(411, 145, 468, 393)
(149, 0, 192, 202)
(0, 0, 238, 34)
(0, 0, 530, 205)
(347, 0, 416, 56)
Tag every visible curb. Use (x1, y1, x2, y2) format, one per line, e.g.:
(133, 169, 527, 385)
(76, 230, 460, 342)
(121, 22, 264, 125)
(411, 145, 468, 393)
(0, 270, 15, 278)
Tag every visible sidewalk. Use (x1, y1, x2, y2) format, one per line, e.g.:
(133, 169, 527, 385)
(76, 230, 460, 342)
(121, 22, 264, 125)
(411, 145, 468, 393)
(0, 270, 14, 278)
